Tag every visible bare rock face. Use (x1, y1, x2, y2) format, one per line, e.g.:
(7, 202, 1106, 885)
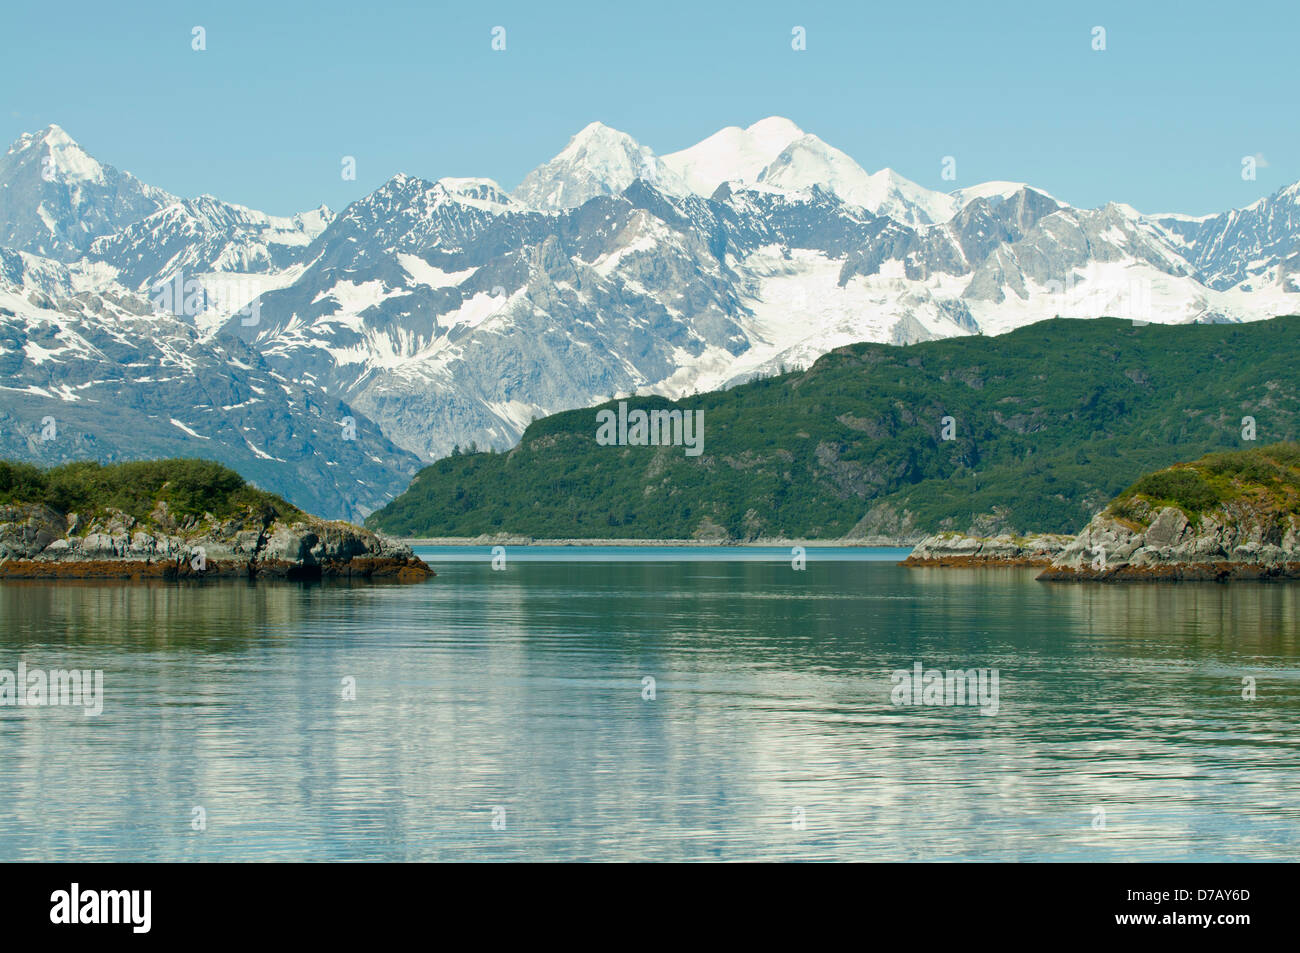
(1037, 504, 1300, 581)
(0, 503, 432, 582)
(0, 504, 67, 557)
(902, 532, 1073, 567)
(843, 502, 925, 545)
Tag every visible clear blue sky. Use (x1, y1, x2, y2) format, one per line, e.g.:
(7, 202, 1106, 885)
(3, 0, 1294, 217)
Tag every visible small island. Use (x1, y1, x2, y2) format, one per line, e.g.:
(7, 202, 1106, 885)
(901, 444, 1300, 581)
(1037, 443, 1300, 581)
(0, 459, 432, 582)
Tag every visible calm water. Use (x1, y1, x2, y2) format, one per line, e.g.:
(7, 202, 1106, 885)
(1, 546, 1297, 862)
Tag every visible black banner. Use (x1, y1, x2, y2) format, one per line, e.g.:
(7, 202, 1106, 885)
(0, 863, 1282, 941)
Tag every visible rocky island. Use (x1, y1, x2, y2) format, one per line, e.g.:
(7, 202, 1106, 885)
(900, 444, 1300, 581)
(1038, 444, 1300, 581)
(0, 459, 432, 581)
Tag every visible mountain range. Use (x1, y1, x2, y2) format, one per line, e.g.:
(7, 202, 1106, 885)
(2, 118, 1299, 519)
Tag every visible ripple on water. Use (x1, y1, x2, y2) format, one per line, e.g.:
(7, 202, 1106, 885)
(0, 554, 1297, 860)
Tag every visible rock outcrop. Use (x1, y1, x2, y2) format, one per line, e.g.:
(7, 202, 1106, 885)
(1037, 503, 1300, 581)
(902, 532, 1073, 567)
(1038, 444, 1300, 581)
(0, 501, 432, 581)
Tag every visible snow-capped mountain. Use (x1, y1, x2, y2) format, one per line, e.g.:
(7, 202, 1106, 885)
(88, 194, 332, 291)
(0, 267, 421, 520)
(513, 122, 690, 210)
(660, 117, 805, 196)
(757, 134, 956, 226)
(522, 116, 965, 227)
(2, 119, 1299, 518)
(1179, 182, 1300, 293)
(0, 125, 173, 261)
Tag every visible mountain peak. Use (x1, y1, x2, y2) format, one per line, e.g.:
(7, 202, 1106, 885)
(0, 122, 180, 260)
(5, 123, 107, 186)
(512, 122, 669, 211)
(7, 124, 68, 152)
(359, 172, 435, 207)
(39, 123, 74, 145)
(745, 116, 805, 143)
(661, 118, 805, 197)
(378, 172, 434, 195)
(557, 121, 645, 166)
(567, 121, 634, 147)
(755, 135, 957, 226)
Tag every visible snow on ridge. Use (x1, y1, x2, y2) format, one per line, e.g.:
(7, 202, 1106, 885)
(757, 134, 956, 226)
(169, 417, 209, 439)
(949, 181, 1064, 210)
(434, 177, 514, 211)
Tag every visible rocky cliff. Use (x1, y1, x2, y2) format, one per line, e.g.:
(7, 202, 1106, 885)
(1038, 444, 1300, 581)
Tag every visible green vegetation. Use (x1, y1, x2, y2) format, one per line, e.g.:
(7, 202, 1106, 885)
(1108, 442, 1300, 527)
(365, 315, 1300, 540)
(0, 458, 304, 527)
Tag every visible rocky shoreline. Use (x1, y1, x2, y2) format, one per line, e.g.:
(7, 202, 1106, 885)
(900, 505, 1300, 582)
(901, 533, 1074, 567)
(901, 511, 1300, 581)
(0, 502, 433, 582)
(1036, 503, 1300, 582)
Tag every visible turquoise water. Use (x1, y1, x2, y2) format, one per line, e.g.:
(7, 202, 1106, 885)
(1, 546, 1297, 861)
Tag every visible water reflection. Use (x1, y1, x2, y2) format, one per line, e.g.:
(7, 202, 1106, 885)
(0, 553, 1296, 861)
